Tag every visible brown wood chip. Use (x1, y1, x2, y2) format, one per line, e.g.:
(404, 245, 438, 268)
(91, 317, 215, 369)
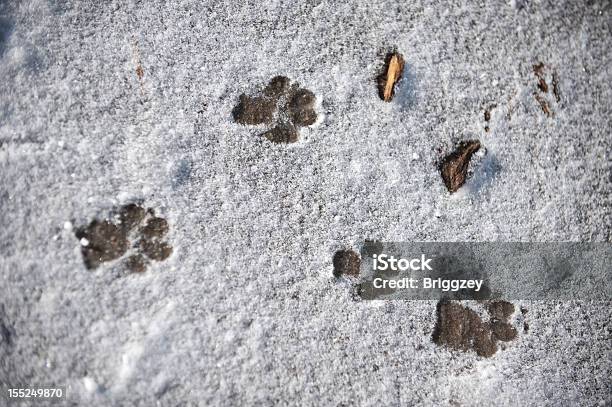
(377, 52, 405, 102)
(439, 140, 481, 193)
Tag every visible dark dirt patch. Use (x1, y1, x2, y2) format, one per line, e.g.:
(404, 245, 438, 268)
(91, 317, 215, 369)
(377, 51, 405, 102)
(432, 300, 519, 357)
(76, 204, 172, 273)
(333, 249, 361, 278)
(232, 76, 318, 143)
(439, 140, 481, 193)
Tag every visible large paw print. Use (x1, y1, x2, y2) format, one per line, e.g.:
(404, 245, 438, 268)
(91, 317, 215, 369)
(232, 76, 318, 143)
(432, 300, 519, 357)
(75, 204, 172, 273)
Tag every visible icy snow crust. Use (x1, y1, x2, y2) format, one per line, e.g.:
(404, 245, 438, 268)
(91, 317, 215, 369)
(0, 0, 610, 405)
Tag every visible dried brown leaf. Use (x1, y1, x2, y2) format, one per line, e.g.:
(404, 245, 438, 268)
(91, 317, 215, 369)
(377, 52, 405, 102)
(439, 140, 481, 193)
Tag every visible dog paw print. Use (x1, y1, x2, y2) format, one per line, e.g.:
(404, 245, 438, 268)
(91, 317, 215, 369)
(232, 76, 318, 143)
(533, 62, 560, 117)
(432, 300, 519, 357)
(75, 204, 173, 273)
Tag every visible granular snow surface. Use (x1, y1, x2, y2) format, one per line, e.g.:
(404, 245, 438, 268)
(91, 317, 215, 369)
(0, 1, 610, 406)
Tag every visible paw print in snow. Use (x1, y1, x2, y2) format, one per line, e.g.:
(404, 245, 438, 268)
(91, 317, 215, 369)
(432, 300, 519, 357)
(232, 76, 318, 143)
(75, 204, 172, 273)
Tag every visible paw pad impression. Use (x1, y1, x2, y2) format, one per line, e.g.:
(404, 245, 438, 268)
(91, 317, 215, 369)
(232, 76, 318, 143)
(75, 204, 173, 273)
(432, 300, 518, 357)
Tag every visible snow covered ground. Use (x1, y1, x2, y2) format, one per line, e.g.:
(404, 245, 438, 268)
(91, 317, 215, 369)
(0, 0, 610, 405)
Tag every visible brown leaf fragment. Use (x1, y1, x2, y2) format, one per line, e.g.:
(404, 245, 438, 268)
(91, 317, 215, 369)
(535, 94, 553, 117)
(439, 140, 481, 193)
(333, 249, 361, 278)
(533, 63, 548, 93)
(537, 77, 548, 93)
(533, 62, 545, 77)
(377, 52, 405, 102)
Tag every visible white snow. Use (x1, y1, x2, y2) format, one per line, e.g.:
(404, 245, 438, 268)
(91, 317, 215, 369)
(0, 0, 610, 406)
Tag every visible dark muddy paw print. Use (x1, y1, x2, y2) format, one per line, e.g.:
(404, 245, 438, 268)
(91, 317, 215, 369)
(232, 76, 318, 143)
(75, 204, 173, 273)
(432, 300, 519, 357)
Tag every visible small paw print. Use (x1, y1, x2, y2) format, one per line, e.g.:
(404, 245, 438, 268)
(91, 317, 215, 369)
(432, 300, 519, 357)
(75, 204, 173, 273)
(232, 76, 318, 143)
